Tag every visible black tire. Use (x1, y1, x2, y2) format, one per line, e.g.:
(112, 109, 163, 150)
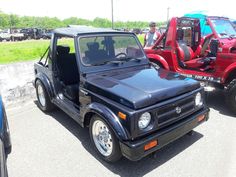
(225, 79, 236, 114)
(1, 104, 12, 154)
(89, 115, 122, 162)
(35, 80, 55, 112)
(3, 116, 12, 154)
(0, 140, 8, 177)
(149, 59, 163, 69)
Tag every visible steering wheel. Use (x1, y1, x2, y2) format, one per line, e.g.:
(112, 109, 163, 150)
(115, 52, 127, 58)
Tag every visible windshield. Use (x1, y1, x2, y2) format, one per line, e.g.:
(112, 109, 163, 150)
(210, 19, 236, 38)
(78, 35, 145, 66)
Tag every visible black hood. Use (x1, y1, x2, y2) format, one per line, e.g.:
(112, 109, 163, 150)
(86, 66, 200, 109)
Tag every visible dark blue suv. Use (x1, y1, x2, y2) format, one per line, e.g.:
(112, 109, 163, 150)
(0, 95, 11, 177)
(34, 27, 209, 162)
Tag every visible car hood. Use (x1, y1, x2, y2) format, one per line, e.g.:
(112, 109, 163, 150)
(85, 66, 200, 109)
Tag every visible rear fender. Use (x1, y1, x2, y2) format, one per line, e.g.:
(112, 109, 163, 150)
(147, 54, 170, 70)
(35, 73, 54, 99)
(83, 102, 128, 140)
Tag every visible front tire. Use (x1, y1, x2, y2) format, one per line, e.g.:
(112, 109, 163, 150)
(89, 115, 122, 162)
(0, 140, 8, 177)
(225, 79, 236, 114)
(36, 80, 55, 112)
(149, 59, 163, 69)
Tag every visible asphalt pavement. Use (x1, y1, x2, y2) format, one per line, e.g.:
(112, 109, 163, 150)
(6, 91, 236, 177)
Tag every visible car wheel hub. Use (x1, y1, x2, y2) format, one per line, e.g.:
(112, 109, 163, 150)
(38, 84, 46, 107)
(92, 120, 113, 156)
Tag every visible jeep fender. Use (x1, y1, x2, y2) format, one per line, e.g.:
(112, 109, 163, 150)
(83, 102, 128, 140)
(147, 54, 170, 70)
(35, 73, 54, 99)
(222, 63, 236, 84)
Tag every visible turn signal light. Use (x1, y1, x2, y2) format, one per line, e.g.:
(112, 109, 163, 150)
(118, 112, 126, 120)
(198, 115, 205, 122)
(144, 140, 158, 151)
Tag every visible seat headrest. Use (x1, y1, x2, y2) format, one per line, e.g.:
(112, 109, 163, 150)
(176, 28, 184, 41)
(57, 45, 70, 55)
(87, 42, 99, 51)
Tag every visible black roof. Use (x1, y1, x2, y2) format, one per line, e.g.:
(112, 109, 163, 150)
(53, 25, 129, 37)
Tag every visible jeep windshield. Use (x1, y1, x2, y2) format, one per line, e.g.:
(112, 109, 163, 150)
(210, 19, 236, 38)
(78, 34, 146, 66)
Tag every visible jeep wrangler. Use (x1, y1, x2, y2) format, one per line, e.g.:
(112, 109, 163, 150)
(34, 26, 209, 162)
(145, 17, 236, 113)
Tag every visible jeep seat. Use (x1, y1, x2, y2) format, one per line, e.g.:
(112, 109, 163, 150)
(176, 41, 194, 62)
(57, 45, 79, 101)
(84, 42, 107, 65)
(176, 41, 214, 69)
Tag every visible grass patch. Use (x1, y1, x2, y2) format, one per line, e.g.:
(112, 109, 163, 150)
(0, 40, 50, 64)
(137, 34, 145, 46)
(0, 35, 145, 64)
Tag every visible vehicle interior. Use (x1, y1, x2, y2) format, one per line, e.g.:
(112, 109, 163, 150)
(80, 35, 144, 66)
(54, 36, 80, 105)
(175, 19, 216, 72)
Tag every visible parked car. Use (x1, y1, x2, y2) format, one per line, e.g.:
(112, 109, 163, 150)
(144, 16, 236, 113)
(20, 28, 43, 40)
(184, 13, 236, 37)
(41, 29, 52, 39)
(34, 26, 209, 162)
(0, 95, 12, 177)
(10, 28, 25, 41)
(0, 29, 11, 42)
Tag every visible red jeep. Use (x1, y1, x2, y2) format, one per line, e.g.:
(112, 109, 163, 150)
(144, 17, 236, 113)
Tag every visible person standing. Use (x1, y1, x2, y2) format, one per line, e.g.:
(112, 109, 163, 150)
(144, 22, 161, 48)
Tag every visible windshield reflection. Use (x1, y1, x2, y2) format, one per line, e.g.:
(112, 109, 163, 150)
(211, 19, 236, 38)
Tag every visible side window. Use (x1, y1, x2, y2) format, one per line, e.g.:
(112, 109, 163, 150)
(56, 37, 75, 53)
(55, 36, 79, 84)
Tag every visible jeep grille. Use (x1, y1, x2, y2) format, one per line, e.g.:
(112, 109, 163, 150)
(156, 96, 195, 128)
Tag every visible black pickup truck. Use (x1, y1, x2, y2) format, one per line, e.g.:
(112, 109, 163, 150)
(34, 26, 209, 162)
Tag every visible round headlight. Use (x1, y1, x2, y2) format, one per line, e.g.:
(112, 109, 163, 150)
(138, 112, 151, 129)
(195, 92, 203, 107)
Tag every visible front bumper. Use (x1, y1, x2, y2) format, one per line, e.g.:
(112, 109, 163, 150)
(120, 107, 209, 161)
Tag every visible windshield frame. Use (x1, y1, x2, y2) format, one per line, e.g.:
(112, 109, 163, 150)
(76, 33, 148, 74)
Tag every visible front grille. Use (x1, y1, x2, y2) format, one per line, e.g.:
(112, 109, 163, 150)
(156, 96, 195, 128)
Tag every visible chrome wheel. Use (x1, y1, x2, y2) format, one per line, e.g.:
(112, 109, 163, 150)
(37, 84, 46, 107)
(92, 120, 113, 156)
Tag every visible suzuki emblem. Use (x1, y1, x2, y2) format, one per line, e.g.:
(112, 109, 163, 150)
(175, 106, 182, 114)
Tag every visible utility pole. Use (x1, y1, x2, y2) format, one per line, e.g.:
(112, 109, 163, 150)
(111, 0, 114, 29)
(167, 7, 170, 22)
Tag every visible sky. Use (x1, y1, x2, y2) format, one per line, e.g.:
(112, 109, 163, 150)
(0, 0, 236, 22)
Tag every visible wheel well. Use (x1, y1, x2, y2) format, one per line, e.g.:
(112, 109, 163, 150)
(83, 112, 96, 127)
(225, 70, 236, 85)
(149, 58, 164, 68)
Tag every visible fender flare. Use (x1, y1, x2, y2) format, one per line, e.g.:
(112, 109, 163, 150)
(147, 54, 170, 70)
(221, 63, 236, 83)
(83, 102, 128, 140)
(35, 73, 54, 99)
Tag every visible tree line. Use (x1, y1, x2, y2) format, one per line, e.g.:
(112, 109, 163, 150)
(0, 11, 166, 29)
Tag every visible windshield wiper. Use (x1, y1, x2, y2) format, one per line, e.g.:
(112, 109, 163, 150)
(219, 32, 228, 36)
(118, 56, 142, 62)
(102, 60, 124, 65)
